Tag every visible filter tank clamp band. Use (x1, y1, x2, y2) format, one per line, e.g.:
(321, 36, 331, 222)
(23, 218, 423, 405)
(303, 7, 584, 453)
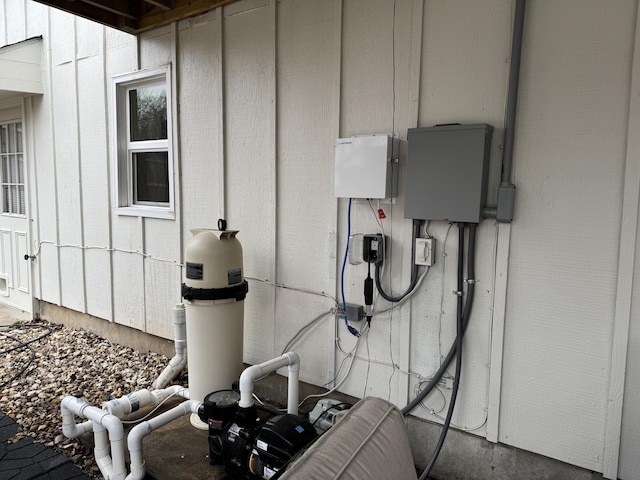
(181, 281, 249, 301)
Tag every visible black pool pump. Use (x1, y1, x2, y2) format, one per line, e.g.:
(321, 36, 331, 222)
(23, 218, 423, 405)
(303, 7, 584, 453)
(199, 389, 317, 479)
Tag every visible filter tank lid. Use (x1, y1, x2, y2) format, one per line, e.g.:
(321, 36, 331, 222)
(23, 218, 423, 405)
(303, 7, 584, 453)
(190, 229, 239, 240)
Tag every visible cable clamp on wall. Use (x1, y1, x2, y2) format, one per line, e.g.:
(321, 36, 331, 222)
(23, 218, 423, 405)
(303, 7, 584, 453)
(452, 290, 463, 297)
(465, 278, 477, 285)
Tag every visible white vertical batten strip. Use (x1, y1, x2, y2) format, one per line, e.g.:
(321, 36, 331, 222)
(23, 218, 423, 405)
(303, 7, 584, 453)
(24, 96, 36, 313)
(72, 15, 88, 314)
(171, 20, 183, 303)
(327, 0, 342, 387)
(45, 8, 63, 306)
(216, 7, 226, 223)
(603, 3, 640, 478)
(485, 0, 519, 444)
(400, 0, 424, 407)
(0, 0, 6, 46)
(486, 222, 510, 443)
(270, 0, 278, 358)
(102, 24, 116, 322)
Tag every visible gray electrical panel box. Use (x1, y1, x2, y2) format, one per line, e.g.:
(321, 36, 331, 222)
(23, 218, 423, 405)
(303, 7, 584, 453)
(405, 124, 493, 223)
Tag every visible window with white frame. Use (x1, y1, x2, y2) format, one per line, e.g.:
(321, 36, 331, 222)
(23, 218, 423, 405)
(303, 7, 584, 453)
(112, 66, 174, 219)
(0, 121, 25, 216)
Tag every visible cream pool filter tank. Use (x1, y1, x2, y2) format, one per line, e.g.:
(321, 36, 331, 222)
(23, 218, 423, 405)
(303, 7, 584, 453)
(182, 220, 248, 429)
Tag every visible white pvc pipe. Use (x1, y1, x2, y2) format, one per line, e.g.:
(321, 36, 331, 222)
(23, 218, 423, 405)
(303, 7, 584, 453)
(238, 352, 300, 415)
(102, 385, 189, 418)
(61, 396, 127, 480)
(152, 304, 188, 390)
(126, 399, 202, 480)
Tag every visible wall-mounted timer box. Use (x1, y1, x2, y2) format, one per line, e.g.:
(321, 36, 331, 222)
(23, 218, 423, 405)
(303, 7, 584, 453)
(405, 124, 493, 223)
(334, 135, 398, 199)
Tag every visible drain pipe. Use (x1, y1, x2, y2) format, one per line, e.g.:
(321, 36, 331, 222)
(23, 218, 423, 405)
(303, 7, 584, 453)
(61, 395, 127, 480)
(239, 352, 300, 415)
(126, 399, 202, 480)
(484, 0, 526, 223)
(152, 304, 187, 389)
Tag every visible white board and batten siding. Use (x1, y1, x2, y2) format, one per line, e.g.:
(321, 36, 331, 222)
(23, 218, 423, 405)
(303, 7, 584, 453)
(4, 0, 640, 478)
(223, 1, 278, 365)
(501, 1, 636, 474)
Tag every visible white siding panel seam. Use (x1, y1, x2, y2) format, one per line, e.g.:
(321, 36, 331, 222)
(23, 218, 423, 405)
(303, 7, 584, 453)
(603, 4, 640, 478)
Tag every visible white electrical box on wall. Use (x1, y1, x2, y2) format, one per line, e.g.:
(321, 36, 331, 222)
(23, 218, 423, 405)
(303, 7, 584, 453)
(334, 135, 398, 199)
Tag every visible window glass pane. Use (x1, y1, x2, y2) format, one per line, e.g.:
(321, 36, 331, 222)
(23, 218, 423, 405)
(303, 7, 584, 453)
(0, 125, 6, 154)
(10, 185, 17, 214)
(16, 123, 22, 154)
(10, 155, 17, 183)
(8, 124, 15, 153)
(2, 185, 8, 213)
(133, 151, 169, 203)
(17, 154, 24, 184)
(129, 85, 167, 141)
(2, 156, 8, 182)
(18, 185, 25, 215)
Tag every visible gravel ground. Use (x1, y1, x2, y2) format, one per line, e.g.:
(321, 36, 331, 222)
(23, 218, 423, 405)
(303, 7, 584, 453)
(0, 320, 177, 478)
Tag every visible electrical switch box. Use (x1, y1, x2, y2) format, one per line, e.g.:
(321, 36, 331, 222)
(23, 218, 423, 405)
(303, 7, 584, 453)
(415, 237, 435, 266)
(405, 124, 493, 223)
(334, 135, 398, 199)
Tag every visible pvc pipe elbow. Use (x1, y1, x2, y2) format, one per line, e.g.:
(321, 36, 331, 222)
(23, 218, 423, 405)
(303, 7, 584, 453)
(284, 351, 300, 371)
(239, 365, 262, 408)
(126, 461, 146, 480)
(151, 355, 187, 389)
(62, 418, 91, 439)
(164, 385, 189, 399)
(100, 413, 124, 442)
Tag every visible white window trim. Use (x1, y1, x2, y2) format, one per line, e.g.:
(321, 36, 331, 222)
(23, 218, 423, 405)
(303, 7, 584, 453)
(111, 65, 175, 220)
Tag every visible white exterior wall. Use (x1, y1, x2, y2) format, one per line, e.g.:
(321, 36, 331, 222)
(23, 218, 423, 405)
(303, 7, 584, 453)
(2, 0, 639, 477)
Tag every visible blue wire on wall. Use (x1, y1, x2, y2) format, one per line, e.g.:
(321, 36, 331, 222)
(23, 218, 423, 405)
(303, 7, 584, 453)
(340, 198, 359, 337)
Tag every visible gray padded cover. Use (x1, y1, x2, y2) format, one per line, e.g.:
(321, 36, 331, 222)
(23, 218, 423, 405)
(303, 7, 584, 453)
(280, 397, 418, 479)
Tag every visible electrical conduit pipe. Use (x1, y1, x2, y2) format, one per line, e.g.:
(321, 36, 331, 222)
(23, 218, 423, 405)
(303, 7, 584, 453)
(61, 396, 126, 480)
(125, 399, 202, 480)
(151, 304, 187, 389)
(238, 352, 300, 415)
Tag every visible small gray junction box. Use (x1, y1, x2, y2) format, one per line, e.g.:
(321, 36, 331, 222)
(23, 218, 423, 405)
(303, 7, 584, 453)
(405, 124, 493, 223)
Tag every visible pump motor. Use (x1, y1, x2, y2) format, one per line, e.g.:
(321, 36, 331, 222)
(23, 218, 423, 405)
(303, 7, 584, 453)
(199, 392, 317, 479)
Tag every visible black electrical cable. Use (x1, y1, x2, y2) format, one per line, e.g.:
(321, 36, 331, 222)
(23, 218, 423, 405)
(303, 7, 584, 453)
(419, 223, 466, 480)
(0, 333, 36, 389)
(0, 325, 52, 355)
(364, 262, 374, 326)
(0, 324, 53, 388)
(402, 223, 477, 415)
(374, 219, 422, 303)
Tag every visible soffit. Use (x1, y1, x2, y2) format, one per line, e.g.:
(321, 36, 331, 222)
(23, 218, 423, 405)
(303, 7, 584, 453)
(32, 0, 241, 35)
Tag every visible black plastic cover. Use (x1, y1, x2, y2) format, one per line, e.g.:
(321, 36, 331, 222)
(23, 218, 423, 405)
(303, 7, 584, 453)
(254, 414, 317, 463)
